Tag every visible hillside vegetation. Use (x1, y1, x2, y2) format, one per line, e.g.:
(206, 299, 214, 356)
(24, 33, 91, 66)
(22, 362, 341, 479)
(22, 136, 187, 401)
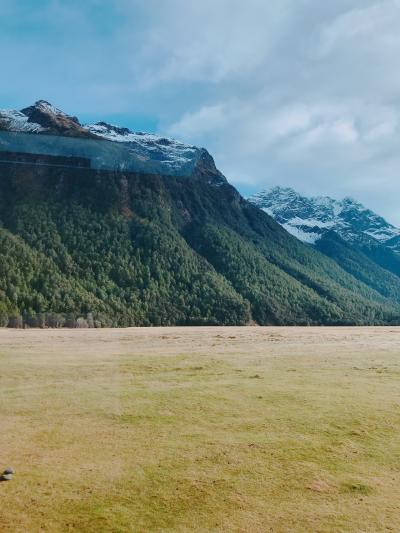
(0, 162, 399, 326)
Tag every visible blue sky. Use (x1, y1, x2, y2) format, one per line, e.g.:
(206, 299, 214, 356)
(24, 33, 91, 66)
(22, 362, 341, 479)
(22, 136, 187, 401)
(1, 0, 400, 224)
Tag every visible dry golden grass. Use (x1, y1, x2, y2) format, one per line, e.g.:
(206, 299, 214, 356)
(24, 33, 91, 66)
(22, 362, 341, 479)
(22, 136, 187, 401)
(1, 326, 400, 532)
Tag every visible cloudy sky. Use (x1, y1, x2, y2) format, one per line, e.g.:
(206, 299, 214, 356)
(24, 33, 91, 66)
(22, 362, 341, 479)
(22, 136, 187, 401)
(1, 0, 400, 223)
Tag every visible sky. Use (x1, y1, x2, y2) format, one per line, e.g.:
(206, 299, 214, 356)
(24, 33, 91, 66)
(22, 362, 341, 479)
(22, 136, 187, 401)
(1, 0, 400, 224)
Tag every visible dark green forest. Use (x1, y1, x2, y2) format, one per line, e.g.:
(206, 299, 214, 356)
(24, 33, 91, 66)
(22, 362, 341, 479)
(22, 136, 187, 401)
(1, 161, 399, 327)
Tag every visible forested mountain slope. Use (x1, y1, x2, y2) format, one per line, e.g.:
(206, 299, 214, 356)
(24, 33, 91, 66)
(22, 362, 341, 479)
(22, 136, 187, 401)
(0, 102, 399, 326)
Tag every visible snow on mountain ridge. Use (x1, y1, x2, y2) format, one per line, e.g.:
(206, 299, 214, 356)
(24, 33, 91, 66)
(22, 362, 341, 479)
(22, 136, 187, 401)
(0, 101, 226, 183)
(31, 100, 70, 118)
(86, 121, 194, 146)
(85, 121, 198, 170)
(0, 109, 45, 133)
(0, 101, 199, 158)
(0, 100, 72, 134)
(249, 186, 400, 252)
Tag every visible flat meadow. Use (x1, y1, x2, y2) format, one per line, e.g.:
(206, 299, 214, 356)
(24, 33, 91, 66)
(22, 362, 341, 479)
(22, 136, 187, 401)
(1, 326, 400, 532)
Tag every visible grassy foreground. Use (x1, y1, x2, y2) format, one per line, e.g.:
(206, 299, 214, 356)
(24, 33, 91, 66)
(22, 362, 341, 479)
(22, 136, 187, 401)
(1, 326, 400, 532)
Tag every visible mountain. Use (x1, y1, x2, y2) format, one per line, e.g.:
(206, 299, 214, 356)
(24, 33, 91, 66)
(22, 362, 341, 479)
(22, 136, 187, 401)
(0, 101, 226, 183)
(0, 101, 400, 327)
(0, 100, 93, 138)
(249, 186, 400, 252)
(249, 186, 400, 294)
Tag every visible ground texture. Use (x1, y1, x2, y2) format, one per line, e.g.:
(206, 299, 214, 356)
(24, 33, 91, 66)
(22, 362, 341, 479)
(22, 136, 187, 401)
(1, 327, 400, 532)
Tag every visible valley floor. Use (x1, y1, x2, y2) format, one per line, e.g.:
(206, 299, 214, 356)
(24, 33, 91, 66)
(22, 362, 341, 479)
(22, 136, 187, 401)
(1, 327, 400, 532)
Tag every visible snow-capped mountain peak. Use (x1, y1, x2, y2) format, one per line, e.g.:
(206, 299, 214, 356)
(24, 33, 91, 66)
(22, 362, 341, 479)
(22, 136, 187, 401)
(0, 101, 227, 183)
(0, 108, 45, 133)
(26, 100, 71, 117)
(0, 100, 87, 137)
(84, 121, 207, 175)
(86, 121, 133, 141)
(249, 186, 400, 252)
(86, 120, 198, 149)
(18, 100, 88, 137)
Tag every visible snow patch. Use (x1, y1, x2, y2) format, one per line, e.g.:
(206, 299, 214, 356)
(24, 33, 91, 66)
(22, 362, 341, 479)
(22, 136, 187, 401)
(249, 186, 400, 253)
(285, 216, 335, 229)
(282, 224, 321, 244)
(261, 207, 274, 216)
(86, 122, 199, 172)
(34, 100, 68, 117)
(0, 109, 45, 133)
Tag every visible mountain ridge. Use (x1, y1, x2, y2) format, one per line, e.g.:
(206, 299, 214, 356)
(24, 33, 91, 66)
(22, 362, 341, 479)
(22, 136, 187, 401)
(249, 186, 400, 252)
(0, 100, 226, 183)
(249, 186, 400, 291)
(0, 101, 399, 327)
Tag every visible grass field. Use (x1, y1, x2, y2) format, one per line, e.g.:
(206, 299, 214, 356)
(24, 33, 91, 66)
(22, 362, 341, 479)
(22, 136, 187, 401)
(1, 327, 400, 532)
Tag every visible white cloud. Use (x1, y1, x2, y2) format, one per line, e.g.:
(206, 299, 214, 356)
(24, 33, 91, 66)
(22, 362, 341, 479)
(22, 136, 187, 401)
(2, 0, 400, 223)
(294, 118, 358, 149)
(317, 1, 400, 57)
(168, 103, 229, 138)
(365, 120, 397, 142)
(128, 0, 293, 86)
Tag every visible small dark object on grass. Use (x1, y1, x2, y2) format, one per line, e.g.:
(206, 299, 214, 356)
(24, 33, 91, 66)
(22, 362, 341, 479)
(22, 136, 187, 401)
(0, 467, 14, 481)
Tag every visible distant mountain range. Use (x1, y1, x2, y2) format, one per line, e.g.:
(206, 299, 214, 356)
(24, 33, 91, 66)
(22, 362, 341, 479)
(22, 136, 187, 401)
(249, 186, 400, 300)
(0, 101, 399, 326)
(249, 186, 400, 252)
